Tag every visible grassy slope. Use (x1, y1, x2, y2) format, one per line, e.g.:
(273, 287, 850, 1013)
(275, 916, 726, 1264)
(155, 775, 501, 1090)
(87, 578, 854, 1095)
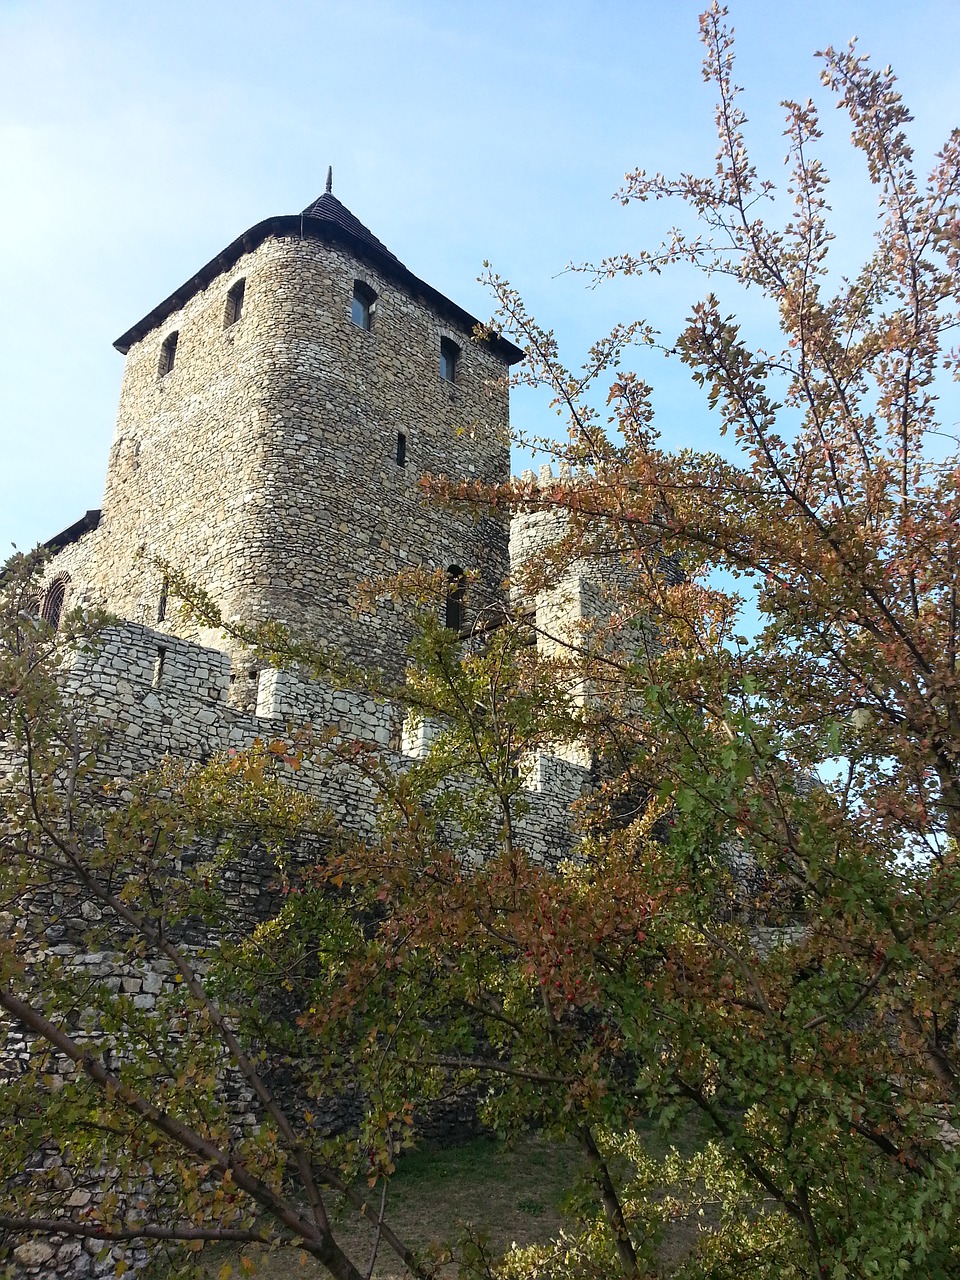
(192, 1135, 584, 1279)
(188, 1121, 714, 1280)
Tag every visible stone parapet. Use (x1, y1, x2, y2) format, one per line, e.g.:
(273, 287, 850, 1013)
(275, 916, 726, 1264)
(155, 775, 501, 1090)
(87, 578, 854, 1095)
(59, 621, 589, 864)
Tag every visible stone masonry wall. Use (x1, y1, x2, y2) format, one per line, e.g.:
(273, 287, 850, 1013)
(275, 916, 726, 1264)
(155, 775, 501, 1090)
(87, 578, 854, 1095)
(62, 621, 589, 862)
(508, 463, 665, 767)
(5, 616, 589, 1280)
(14, 212, 633, 1278)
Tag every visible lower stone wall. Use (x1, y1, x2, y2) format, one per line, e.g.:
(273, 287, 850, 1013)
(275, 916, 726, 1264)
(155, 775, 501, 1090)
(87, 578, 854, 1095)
(61, 621, 590, 861)
(5, 621, 590, 1278)
(11, 1232, 146, 1279)
(4, 929, 490, 1278)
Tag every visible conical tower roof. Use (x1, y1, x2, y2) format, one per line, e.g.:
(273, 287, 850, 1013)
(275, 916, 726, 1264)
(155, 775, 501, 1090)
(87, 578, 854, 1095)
(301, 189, 400, 264)
(114, 183, 523, 366)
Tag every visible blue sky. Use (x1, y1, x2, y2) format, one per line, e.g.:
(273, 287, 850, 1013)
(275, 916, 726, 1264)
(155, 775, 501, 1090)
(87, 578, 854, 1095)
(1, 0, 958, 553)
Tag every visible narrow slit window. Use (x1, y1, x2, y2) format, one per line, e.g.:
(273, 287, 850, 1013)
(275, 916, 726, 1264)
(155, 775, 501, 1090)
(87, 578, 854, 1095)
(157, 577, 169, 623)
(159, 331, 179, 376)
(153, 646, 167, 687)
(351, 281, 377, 331)
(445, 565, 466, 631)
(224, 278, 245, 327)
(396, 431, 407, 467)
(440, 337, 460, 383)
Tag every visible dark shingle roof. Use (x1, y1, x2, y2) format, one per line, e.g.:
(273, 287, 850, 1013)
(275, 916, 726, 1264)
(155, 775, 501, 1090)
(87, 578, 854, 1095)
(113, 191, 523, 366)
(43, 509, 101, 553)
(300, 190, 400, 263)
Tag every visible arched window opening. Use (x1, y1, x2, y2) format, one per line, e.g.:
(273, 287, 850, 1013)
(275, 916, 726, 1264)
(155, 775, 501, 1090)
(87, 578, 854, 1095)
(224, 278, 245, 327)
(445, 565, 466, 631)
(352, 281, 377, 331)
(159, 330, 179, 376)
(440, 337, 460, 383)
(41, 576, 69, 631)
(396, 431, 407, 467)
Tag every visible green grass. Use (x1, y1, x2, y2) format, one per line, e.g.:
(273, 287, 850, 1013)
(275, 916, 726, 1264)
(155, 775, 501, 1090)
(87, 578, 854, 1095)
(182, 1134, 584, 1279)
(182, 1117, 714, 1279)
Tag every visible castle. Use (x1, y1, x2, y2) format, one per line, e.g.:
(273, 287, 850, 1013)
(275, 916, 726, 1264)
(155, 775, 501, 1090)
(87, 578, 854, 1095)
(9, 184, 657, 1279)
(35, 178, 613, 859)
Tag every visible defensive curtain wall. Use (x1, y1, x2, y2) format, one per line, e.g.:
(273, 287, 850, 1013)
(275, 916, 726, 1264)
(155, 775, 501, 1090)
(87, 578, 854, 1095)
(58, 612, 591, 861)
(5, 609, 592, 1279)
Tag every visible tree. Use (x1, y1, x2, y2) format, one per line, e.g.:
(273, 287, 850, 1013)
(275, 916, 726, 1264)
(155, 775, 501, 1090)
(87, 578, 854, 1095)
(7, 6, 960, 1279)
(439, 3, 960, 1273)
(0, 551, 442, 1280)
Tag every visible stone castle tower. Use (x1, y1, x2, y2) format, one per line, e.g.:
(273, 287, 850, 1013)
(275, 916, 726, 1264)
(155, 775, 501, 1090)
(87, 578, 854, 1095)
(46, 178, 523, 679)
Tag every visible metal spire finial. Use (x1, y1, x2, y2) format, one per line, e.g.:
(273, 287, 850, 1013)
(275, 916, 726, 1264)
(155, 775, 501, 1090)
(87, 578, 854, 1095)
(325, 166, 333, 195)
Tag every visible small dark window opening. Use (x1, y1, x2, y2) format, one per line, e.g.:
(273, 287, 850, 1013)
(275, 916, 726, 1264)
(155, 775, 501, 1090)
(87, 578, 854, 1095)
(224, 278, 245, 327)
(153, 646, 167, 687)
(352, 281, 377, 331)
(159, 331, 179, 376)
(41, 578, 68, 631)
(247, 668, 261, 705)
(440, 337, 460, 383)
(396, 431, 407, 466)
(445, 565, 466, 631)
(157, 577, 169, 623)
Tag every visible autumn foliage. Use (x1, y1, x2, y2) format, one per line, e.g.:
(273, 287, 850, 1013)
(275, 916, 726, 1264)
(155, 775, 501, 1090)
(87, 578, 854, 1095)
(5, 5, 960, 1279)
(449, 1, 960, 1271)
